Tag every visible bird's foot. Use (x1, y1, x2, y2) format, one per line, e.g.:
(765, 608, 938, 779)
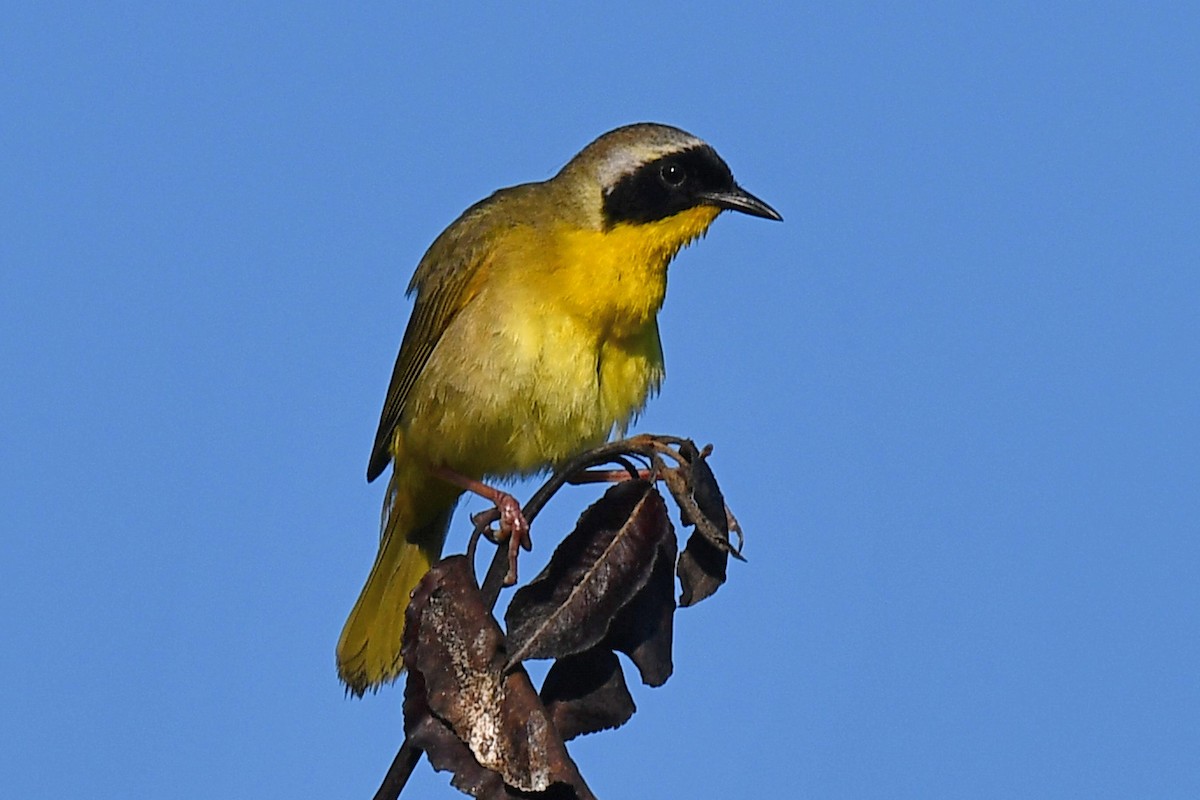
(470, 493, 531, 584)
(495, 492, 530, 585)
(436, 466, 531, 585)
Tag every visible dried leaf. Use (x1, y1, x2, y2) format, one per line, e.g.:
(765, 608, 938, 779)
(402, 556, 596, 799)
(505, 480, 671, 667)
(675, 444, 731, 606)
(684, 443, 727, 529)
(603, 528, 677, 686)
(677, 535, 728, 607)
(404, 668, 515, 799)
(540, 649, 636, 741)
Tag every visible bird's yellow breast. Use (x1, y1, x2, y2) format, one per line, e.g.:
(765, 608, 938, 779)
(400, 206, 720, 478)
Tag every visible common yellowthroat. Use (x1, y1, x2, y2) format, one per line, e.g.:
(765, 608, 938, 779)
(338, 123, 780, 695)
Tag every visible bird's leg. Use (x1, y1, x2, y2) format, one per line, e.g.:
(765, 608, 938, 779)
(431, 466, 530, 584)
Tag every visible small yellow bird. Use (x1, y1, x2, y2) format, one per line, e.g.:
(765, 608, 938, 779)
(337, 122, 780, 695)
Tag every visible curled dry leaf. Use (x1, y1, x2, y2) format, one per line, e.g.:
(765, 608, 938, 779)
(675, 443, 732, 607)
(540, 649, 636, 742)
(402, 556, 596, 800)
(677, 531, 729, 608)
(504, 480, 672, 668)
(603, 526, 677, 686)
(403, 669, 515, 799)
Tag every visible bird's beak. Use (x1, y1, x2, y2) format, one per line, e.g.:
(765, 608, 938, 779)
(699, 185, 783, 221)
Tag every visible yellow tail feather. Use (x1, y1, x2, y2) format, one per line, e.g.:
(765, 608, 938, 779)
(337, 462, 460, 696)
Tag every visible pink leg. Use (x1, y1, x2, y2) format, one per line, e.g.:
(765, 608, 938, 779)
(431, 466, 530, 584)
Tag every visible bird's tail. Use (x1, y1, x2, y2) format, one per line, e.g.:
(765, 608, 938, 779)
(337, 460, 460, 696)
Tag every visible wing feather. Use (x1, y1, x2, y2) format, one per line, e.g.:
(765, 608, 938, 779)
(366, 188, 526, 481)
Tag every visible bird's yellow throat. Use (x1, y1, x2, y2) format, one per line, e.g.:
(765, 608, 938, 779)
(552, 206, 720, 336)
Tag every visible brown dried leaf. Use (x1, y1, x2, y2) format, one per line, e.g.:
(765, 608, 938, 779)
(683, 442, 727, 532)
(505, 480, 671, 667)
(403, 668, 514, 799)
(402, 556, 596, 799)
(677, 533, 728, 607)
(603, 528, 677, 686)
(540, 649, 636, 742)
(675, 444, 731, 606)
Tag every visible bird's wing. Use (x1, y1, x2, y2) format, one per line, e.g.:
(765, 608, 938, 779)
(366, 193, 513, 482)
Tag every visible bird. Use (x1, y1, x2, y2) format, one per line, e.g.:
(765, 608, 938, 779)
(337, 122, 781, 696)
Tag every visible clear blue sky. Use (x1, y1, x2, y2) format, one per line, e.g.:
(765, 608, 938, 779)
(3, 4, 1197, 798)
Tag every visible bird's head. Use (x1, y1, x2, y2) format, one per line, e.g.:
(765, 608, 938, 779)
(557, 122, 782, 229)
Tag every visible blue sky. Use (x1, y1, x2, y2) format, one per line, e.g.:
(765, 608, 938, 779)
(3, 4, 1198, 798)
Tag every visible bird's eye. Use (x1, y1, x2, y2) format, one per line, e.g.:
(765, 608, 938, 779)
(660, 162, 687, 187)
